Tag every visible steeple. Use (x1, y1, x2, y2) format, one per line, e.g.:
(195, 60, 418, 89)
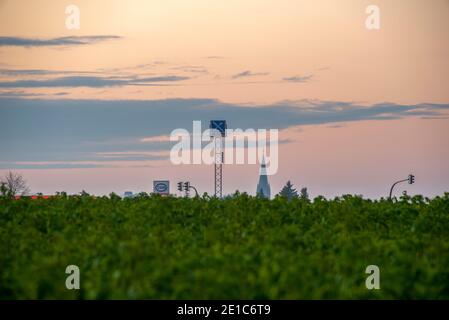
(256, 152, 271, 199)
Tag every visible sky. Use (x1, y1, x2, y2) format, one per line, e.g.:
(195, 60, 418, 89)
(0, 0, 448, 198)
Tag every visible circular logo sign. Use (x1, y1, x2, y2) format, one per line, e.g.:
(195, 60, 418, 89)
(154, 182, 168, 193)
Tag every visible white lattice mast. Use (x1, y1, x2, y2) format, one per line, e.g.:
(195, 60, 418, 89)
(214, 135, 223, 198)
(210, 120, 227, 198)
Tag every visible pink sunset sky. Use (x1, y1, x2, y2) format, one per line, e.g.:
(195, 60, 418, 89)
(0, 0, 448, 198)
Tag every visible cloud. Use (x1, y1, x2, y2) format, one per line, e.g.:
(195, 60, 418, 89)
(0, 75, 189, 88)
(171, 65, 209, 74)
(0, 90, 70, 98)
(0, 97, 448, 169)
(0, 150, 169, 169)
(0, 35, 121, 47)
(135, 76, 189, 83)
(283, 75, 314, 83)
(0, 161, 106, 169)
(95, 151, 169, 158)
(232, 70, 270, 79)
(140, 135, 171, 143)
(0, 90, 45, 98)
(203, 56, 226, 59)
(0, 68, 98, 76)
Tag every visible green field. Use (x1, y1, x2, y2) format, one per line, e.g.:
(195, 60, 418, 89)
(1, 193, 448, 299)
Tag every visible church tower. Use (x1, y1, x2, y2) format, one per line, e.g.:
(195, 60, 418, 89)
(256, 156, 271, 199)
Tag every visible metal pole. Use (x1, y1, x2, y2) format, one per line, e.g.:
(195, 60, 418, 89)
(189, 186, 199, 197)
(389, 179, 408, 199)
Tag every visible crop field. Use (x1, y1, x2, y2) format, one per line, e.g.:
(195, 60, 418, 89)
(1, 193, 448, 299)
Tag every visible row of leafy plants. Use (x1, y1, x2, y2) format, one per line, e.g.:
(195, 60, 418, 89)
(1, 192, 448, 299)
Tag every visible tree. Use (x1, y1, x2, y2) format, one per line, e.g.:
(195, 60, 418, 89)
(80, 190, 90, 197)
(300, 187, 309, 201)
(0, 171, 30, 196)
(278, 181, 299, 201)
(0, 182, 10, 197)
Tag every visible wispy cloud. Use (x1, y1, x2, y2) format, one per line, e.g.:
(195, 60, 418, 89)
(232, 70, 270, 79)
(283, 75, 314, 83)
(0, 90, 44, 98)
(171, 65, 209, 74)
(0, 159, 164, 170)
(0, 75, 189, 88)
(0, 68, 98, 76)
(140, 135, 171, 143)
(136, 76, 189, 83)
(203, 56, 226, 59)
(0, 35, 121, 47)
(95, 151, 169, 159)
(0, 161, 106, 169)
(0, 90, 70, 98)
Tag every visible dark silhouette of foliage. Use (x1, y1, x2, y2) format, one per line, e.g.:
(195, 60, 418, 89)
(278, 181, 299, 201)
(300, 187, 309, 201)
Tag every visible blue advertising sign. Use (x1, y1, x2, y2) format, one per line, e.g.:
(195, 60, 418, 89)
(153, 180, 170, 195)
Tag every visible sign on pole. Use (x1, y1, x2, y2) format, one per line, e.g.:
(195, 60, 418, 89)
(210, 120, 227, 137)
(153, 180, 170, 195)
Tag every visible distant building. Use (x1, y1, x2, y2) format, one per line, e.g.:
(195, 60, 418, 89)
(256, 156, 271, 199)
(123, 191, 134, 198)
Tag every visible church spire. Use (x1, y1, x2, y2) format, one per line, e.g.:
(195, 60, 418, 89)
(256, 151, 271, 199)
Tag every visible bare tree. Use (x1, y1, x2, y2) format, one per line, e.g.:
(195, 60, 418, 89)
(0, 171, 31, 196)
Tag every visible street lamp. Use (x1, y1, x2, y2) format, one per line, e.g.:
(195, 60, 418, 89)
(389, 174, 415, 199)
